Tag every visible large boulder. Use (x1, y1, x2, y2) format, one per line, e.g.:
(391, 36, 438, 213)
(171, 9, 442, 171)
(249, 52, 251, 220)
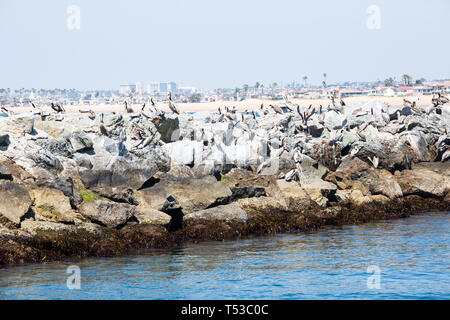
(134, 207, 171, 226)
(20, 220, 77, 234)
(0, 181, 32, 224)
(135, 175, 232, 214)
(184, 203, 248, 222)
(0, 116, 34, 134)
(69, 131, 93, 152)
(29, 188, 78, 223)
(79, 200, 135, 228)
(162, 140, 204, 166)
(394, 165, 450, 198)
(326, 157, 402, 199)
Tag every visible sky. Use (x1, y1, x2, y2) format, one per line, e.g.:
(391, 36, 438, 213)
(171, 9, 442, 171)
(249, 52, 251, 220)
(0, 0, 449, 90)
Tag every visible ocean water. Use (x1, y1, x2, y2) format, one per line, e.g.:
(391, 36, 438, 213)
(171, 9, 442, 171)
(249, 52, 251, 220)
(0, 212, 448, 300)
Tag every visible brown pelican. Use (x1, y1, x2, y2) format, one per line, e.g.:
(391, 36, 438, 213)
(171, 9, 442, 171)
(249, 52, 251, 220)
(168, 92, 180, 115)
(381, 108, 390, 124)
(88, 110, 96, 120)
(99, 124, 109, 136)
(270, 104, 283, 114)
(340, 99, 346, 107)
(123, 101, 134, 113)
(50, 102, 64, 113)
(141, 103, 146, 111)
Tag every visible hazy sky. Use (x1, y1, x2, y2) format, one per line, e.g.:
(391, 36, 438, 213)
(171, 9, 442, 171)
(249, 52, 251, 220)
(0, 0, 449, 90)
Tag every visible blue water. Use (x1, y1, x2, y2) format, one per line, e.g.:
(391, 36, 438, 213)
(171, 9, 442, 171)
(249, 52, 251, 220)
(0, 212, 448, 300)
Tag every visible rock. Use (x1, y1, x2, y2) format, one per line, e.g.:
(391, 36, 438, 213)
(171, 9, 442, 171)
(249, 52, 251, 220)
(0, 155, 34, 181)
(0, 162, 12, 180)
(30, 149, 63, 171)
(35, 138, 73, 157)
(354, 126, 411, 170)
(394, 166, 450, 198)
(136, 175, 232, 214)
(335, 189, 372, 206)
(184, 203, 248, 222)
(162, 140, 204, 166)
(36, 177, 83, 206)
(400, 131, 431, 162)
(20, 220, 77, 234)
(69, 131, 93, 152)
(3, 116, 34, 134)
(0, 181, 32, 224)
(29, 188, 78, 223)
(0, 133, 10, 147)
(274, 179, 311, 206)
(80, 152, 170, 195)
(237, 196, 288, 212)
(80, 200, 135, 228)
(134, 207, 171, 226)
(326, 157, 402, 199)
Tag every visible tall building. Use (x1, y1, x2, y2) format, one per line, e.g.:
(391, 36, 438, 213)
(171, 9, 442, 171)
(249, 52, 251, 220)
(168, 82, 177, 93)
(159, 82, 168, 93)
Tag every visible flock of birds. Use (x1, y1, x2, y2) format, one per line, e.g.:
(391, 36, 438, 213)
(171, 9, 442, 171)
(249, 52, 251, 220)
(1, 91, 449, 178)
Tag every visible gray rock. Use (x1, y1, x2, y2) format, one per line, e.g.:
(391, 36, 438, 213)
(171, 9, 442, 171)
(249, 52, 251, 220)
(0, 133, 10, 147)
(184, 202, 248, 222)
(80, 200, 135, 228)
(69, 131, 93, 152)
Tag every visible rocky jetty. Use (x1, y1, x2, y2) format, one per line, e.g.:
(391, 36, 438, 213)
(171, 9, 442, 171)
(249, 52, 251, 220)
(0, 99, 449, 266)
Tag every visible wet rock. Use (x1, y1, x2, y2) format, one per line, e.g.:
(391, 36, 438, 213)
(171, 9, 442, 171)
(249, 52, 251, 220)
(184, 203, 248, 222)
(80, 200, 135, 228)
(20, 220, 77, 234)
(0, 181, 32, 224)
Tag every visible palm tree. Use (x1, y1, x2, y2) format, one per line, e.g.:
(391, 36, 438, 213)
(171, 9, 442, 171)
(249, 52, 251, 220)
(322, 80, 326, 88)
(302, 76, 308, 87)
(323, 73, 327, 87)
(243, 84, 249, 94)
(402, 74, 412, 86)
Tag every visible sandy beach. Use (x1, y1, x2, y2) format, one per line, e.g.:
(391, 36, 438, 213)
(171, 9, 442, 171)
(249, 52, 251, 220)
(9, 94, 432, 115)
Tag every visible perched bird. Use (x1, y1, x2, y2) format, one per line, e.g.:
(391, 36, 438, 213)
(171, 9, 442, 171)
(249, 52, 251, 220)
(270, 104, 283, 114)
(168, 92, 180, 115)
(123, 101, 134, 113)
(99, 124, 109, 137)
(50, 102, 64, 113)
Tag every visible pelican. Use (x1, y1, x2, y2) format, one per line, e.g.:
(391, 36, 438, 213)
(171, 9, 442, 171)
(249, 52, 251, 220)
(168, 92, 180, 115)
(141, 103, 146, 111)
(99, 124, 109, 137)
(270, 104, 283, 114)
(123, 101, 134, 113)
(50, 102, 64, 113)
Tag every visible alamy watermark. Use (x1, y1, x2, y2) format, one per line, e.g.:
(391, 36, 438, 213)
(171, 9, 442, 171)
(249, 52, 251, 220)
(366, 265, 381, 289)
(366, 5, 381, 30)
(67, 5, 81, 31)
(66, 265, 81, 290)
